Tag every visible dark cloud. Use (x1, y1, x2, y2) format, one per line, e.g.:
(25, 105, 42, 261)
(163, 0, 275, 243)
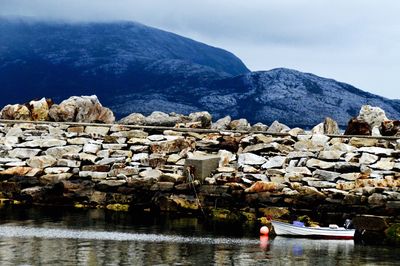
(1, 0, 399, 99)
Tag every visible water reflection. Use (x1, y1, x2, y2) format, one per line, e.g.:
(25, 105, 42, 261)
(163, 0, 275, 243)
(0, 207, 399, 265)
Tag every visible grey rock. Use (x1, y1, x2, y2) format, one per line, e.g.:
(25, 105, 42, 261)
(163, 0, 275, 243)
(144, 111, 180, 126)
(119, 113, 146, 125)
(229, 119, 251, 131)
(251, 123, 268, 132)
(27, 155, 57, 168)
(306, 158, 335, 169)
(266, 120, 290, 133)
(261, 156, 286, 169)
(211, 116, 231, 130)
(96, 157, 125, 165)
(307, 180, 337, 188)
(323, 117, 340, 135)
(189, 111, 212, 128)
(312, 169, 340, 181)
(85, 126, 110, 136)
(8, 148, 41, 159)
(45, 145, 82, 159)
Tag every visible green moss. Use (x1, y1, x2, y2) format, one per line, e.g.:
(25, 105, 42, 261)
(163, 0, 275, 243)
(106, 204, 129, 212)
(209, 208, 241, 223)
(385, 224, 400, 245)
(240, 211, 257, 223)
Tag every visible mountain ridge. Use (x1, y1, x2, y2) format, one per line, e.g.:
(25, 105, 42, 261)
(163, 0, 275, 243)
(0, 19, 399, 127)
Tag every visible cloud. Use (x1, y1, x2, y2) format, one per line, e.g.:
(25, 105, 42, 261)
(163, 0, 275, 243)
(1, 0, 400, 99)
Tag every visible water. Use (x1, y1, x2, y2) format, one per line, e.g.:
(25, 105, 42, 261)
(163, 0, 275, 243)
(0, 207, 399, 265)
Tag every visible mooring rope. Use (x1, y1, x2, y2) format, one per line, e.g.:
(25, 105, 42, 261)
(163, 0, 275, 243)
(186, 166, 207, 219)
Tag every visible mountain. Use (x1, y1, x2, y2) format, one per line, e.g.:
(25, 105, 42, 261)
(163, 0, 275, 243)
(0, 18, 249, 104)
(1, 19, 399, 127)
(111, 68, 400, 127)
(204, 69, 400, 127)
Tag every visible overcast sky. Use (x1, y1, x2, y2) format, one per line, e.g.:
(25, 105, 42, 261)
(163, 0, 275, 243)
(1, 0, 399, 99)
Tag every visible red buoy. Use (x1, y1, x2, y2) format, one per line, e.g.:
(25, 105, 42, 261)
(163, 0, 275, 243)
(260, 226, 269, 235)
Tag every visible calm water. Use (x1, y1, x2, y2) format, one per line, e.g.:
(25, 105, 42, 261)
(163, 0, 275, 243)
(0, 207, 399, 265)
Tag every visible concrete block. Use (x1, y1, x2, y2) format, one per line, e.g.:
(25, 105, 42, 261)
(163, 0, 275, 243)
(184, 155, 220, 182)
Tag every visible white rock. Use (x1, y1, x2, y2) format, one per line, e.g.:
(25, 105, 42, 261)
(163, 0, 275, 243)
(79, 171, 108, 179)
(359, 153, 379, 165)
(139, 169, 162, 179)
(370, 158, 395, 170)
(132, 153, 149, 161)
(238, 153, 267, 166)
(358, 105, 388, 128)
(311, 134, 330, 145)
(261, 156, 286, 169)
(147, 135, 166, 141)
(311, 123, 324, 135)
(218, 150, 236, 167)
(358, 147, 394, 156)
(340, 173, 360, 181)
(318, 150, 344, 160)
(44, 167, 70, 174)
(67, 138, 93, 145)
(83, 143, 101, 154)
(306, 158, 335, 169)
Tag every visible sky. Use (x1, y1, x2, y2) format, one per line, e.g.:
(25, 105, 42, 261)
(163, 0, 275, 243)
(1, 0, 400, 99)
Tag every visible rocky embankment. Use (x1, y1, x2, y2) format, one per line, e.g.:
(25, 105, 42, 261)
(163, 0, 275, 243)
(0, 95, 400, 244)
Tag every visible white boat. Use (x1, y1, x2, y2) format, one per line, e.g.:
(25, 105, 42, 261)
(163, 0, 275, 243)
(271, 220, 355, 239)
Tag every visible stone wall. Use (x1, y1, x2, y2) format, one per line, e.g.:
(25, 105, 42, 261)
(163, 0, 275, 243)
(0, 120, 399, 225)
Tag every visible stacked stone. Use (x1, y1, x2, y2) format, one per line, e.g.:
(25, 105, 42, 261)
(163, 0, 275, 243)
(0, 121, 399, 219)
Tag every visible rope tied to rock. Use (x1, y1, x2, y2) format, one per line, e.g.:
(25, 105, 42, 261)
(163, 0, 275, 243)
(186, 166, 206, 219)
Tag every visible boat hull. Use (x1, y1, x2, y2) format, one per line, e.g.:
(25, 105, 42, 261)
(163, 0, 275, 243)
(271, 221, 355, 239)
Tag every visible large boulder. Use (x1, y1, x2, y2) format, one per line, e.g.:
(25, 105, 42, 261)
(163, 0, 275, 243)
(119, 113, 145, 125)
(266, 120, 290, 134)
(311, 117, 340, 135)
(344, 118, 371, 135)
(188, 111, 212, 128)
(229, 118, 251, 131)
(0, 104, 31, 120)
(144, 111, 181, 126)
(211, 116, 231, 130)
(358, 105, 389, 128)
(49, 95, 115, 123)
(380, 120, 400, 136)
(323, 117, 340, 135)
(29, 98, 51, 121)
